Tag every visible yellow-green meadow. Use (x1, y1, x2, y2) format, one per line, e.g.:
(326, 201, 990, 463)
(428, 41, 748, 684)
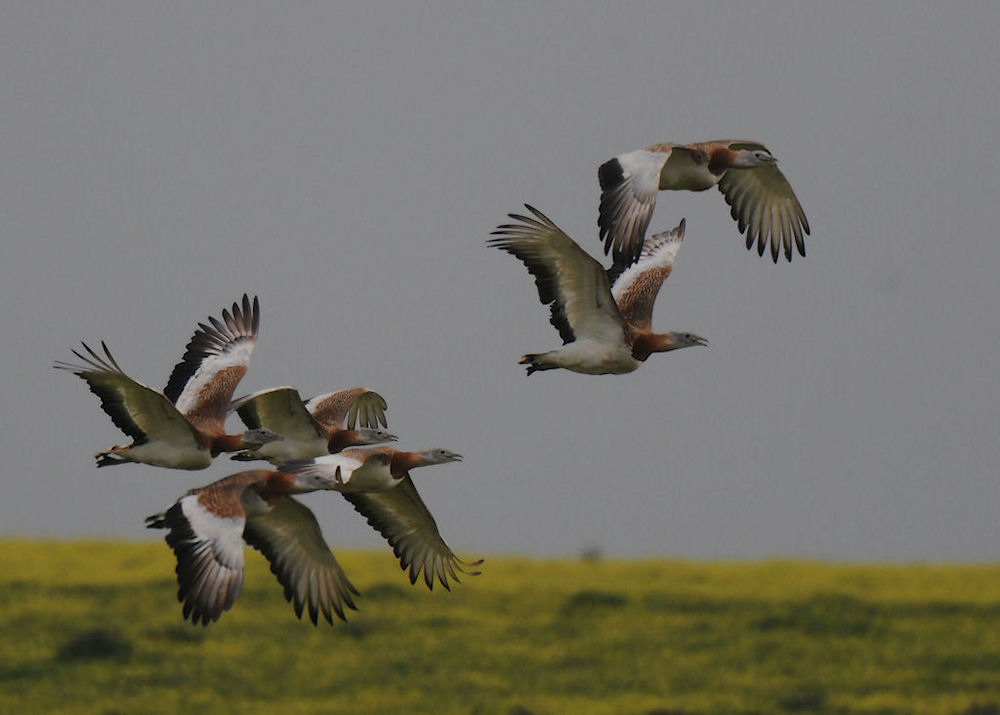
(3, 539, 1000, 714)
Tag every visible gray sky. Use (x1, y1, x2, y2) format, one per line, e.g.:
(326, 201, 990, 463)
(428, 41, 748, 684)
(2, 3, 998, 561)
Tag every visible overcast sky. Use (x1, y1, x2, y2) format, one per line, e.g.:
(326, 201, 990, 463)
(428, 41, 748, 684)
(2, 3, 998, 561)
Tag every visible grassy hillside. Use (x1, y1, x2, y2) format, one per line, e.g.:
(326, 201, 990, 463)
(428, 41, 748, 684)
(3, 540, 1000, 714)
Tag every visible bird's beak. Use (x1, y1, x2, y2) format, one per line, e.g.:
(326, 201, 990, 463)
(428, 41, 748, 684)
(694, 336, 709, 347)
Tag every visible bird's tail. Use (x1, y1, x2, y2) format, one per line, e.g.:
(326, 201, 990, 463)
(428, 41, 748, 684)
(95, 450, 127, 468)
(144, 511, 168, 529)
(519, 353, 559, 376)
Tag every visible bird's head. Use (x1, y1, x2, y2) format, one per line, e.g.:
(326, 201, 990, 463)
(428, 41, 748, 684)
(417, 448, 463, 466)
(734, 147, 777, 167)
(672, 332, 709, 350)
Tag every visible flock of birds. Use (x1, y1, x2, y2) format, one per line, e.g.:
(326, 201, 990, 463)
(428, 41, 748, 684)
(57, 139, 808, 626)
(490, 140, 808, 375)
(56, 297, 480, 626)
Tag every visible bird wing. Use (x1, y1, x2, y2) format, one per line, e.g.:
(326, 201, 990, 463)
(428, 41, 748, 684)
(164, 294, 259, 432)
(343, 475, 481, 591)
(609, 220, 686, 330)
(232, 386, 322, 442)
(145, 476, 251, 626)
(243, 496, 359, 625)
(489, 205, 627, 345)
(55, 341, 202, 449)
(306, 388, 389, 430)
(597, 148, 672, 267)
(717, 141, 810, 262)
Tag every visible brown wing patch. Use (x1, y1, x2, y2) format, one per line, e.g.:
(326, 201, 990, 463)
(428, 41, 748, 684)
(195, 470, 267, 518)
(308, 388, 390, 431)
(164, 295, 259, 405)
(309, 389, 365, 427)
(616, 265, 672, 331)
(183, 365, 248, 432)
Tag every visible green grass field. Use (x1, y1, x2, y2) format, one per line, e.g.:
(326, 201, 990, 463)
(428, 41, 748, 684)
(3, 539, 1000, 714)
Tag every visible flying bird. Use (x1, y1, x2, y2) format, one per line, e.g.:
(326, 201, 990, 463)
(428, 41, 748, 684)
(598, 140, 809, 265)
(146, 467, 357, 626)
(55, 295, 279, 469)
(285, 447, 481, 590)
(230, 386, 396, 464)
(489, 205, 706, 375)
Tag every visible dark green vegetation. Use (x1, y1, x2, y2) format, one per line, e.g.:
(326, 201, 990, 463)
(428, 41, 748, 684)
(3, 540, 1000, 714)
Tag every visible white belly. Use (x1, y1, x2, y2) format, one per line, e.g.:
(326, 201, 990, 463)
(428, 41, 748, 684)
(125, 441, 213, 470)
(661, 162, 718, 191)
(556, 340, 640, 375)
(255, 437, 329, 465)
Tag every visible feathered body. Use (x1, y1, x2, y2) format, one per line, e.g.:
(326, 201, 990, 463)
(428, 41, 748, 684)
(489, 206, 706, 375)
(598, 140, 809, 265)
(147, 467, 357, 626)
(282, 448, 481, 590)
(230, 386, 395, 464)
(55, 295, 278, 469)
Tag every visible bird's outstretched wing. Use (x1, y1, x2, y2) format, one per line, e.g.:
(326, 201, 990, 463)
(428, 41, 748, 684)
(597, 148, 673, 267)
(232, 386, 321, 442)
(489, 205, 626, 345)
(243, 496, 359, 625)
(55, 341, 201, 449)
(306, 388, 389, 430)
(146, 480, 249, 626)
(609, 220, 685, 330)
(343, 476, 481, 591)
(164, 295, 260, 431)
(718, 141, 809, 262)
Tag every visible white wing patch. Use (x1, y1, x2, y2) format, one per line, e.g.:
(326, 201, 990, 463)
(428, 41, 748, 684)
(598, 149, 671, 265)
(611, 222, 685, 303)
(286, 451, 396, 493)
(167, 295, 260, 418)
(181, 495, 245, 571)
(282, 453, 360, 486)
(173, 340, 255, 416)
(158, 493, 248, 624)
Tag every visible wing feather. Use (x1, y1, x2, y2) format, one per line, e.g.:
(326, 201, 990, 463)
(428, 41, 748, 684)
(243, 497, 359, 624)
(145, 482, 248, 627)
(597, 149, 671, 267)
(232, 387, 322, 442)
(306, 388, 389, 430)
(55, 342, 201, 449)
(343, 476, 481, 591)
(718, 153, 809, 263)
(609, 220, 685, 330)
(165, 295, 259, 425)
(489, 205, 626, 345)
